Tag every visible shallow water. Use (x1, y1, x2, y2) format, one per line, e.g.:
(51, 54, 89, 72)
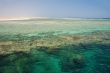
(0, 19, 110, 73)
(0, 43, 110, 73)
(0, 19, 110, 34)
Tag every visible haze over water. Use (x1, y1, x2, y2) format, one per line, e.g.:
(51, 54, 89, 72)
(0, 0, 110, 73)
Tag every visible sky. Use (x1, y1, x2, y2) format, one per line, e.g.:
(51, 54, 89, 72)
(0, 0, 110, 18)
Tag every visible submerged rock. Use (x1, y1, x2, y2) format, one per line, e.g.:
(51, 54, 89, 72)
(0, 31, 110, 73)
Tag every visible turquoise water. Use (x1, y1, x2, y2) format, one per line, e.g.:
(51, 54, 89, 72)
(0, 19, 110, 73)
(0, 43, 110, 73)
(0, 19, 110, 34)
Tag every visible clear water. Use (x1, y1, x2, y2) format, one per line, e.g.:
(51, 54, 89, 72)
(0, 19, 110, 73)
(0, 19, 110, 34)
(0, 43, 110, 73)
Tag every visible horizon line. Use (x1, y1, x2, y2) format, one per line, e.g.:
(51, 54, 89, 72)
(0, 16, 110, 21)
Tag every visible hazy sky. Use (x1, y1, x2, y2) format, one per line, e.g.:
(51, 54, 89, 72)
(0, 0, 110, 18)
